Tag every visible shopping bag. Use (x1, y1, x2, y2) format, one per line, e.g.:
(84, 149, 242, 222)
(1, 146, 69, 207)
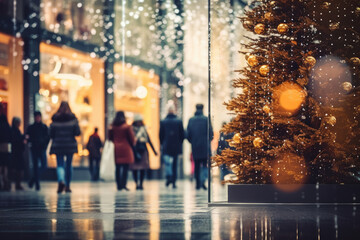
(163, 154, 173, 177)
(100, 140, 115, 181)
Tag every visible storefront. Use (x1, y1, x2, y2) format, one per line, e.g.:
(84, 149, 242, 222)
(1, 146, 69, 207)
(39, 43, 105, 168)
(0, 33, 24, 130)
(114, 62, 160, 170)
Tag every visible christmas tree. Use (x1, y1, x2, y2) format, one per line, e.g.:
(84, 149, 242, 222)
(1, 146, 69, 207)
(213, 0, 360, 185)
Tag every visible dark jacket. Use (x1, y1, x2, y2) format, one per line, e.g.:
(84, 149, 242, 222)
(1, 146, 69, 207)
(26, 122, 50, 151)
(109, 124, 135, 164)
(160, 113, 184, 156)
(86, 133, 102, 159)
(187, 110, 213, 159)
(49, 113, 81, 155)
(0, 115, 11, 153)
(11, 126, 25, 168)
(217, 132, 234, 155)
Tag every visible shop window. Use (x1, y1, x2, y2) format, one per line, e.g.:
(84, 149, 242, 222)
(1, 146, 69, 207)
(40, 0, 104, 44)
(114, 62, 160, 170)
(39, 43, 104, 168)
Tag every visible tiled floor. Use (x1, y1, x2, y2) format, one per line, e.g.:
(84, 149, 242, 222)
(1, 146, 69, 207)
(0, 180, 359, 239)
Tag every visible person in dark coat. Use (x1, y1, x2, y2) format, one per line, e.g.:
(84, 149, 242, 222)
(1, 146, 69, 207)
(50, 101, 81, 193)
(187, 104, 213, 190)
(160, 105, 184, 188)
(26, 111, 50, 191)
(86, 127, 103, 181)
(10, 117, 26, 190)
(130, 115, 157, 190)
(217, 122, 234, 182)
(109, 111, 135, 191)
(0, 110, 12, 191)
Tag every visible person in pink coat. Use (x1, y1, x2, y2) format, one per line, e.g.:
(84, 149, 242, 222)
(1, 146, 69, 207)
(109, 111, 135, 191)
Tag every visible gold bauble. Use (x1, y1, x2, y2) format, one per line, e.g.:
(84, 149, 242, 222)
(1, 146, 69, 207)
(253, 137, 263, 148)
(350, 57, 360, 65)
(229, 141, 237, 148)
(263, 105, 271, 114)
(233, 133, 241, 143)
(243, 20, 253, 30)
(247, 55, 259, 67)
(259, 65, 270, 76)
(326, 115, 337, 126)
(322, 2, 330, 9)
(270, 1, 276, 6)
(277, 23, 289, 34)
(355, 105, 360, 114)
(329, 22, 340, 31)
(304, 56, 316, 68)
(341, 82, 353, 93)
(296, 78, 308, 86)
(356, 7, 360, 16)
(254, 23, 266, 34)
(264, 12, 273, 21)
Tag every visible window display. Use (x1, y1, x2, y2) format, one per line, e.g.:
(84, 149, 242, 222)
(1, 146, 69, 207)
(40, 0, 105, 44)
(209, 0, 360, 203)
(39, 43, 105, 168)
(114, 62, 160, 169)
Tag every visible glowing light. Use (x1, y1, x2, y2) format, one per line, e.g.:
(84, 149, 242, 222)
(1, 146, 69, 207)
(136, 86, 148, 99)
(51, 95, 59, 104)
(273, 82, 305, 116)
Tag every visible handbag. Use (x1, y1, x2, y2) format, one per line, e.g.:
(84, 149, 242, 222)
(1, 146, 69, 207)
(99, 140, 115, 181)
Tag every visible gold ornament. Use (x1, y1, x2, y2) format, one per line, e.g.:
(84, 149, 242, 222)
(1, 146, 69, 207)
(264, 12, 273, 21)
(254, 23, 266, 34)
(232, 133, 241, 143)
(355, 105, 360, 114)
(277, 23, 289, 34)
(322, 2, 330, 9)
(259, 65, 270, 76)
(296, 78, 308, 86)
(270, 1, 276, 6)
(229, 141, 237, 148)
(341, 82, 353, 93)
(329, 22, 340, 31)
(263, 105, 271, 114)
(304, 56, 316, 68)
(253, 137, 263, 148)
(350, 57, 360, 65)
(247, 55, 259, 67)
(243, 20, 253, 30)
(325, 115, 336, 126)
(356, 7, 360, 16)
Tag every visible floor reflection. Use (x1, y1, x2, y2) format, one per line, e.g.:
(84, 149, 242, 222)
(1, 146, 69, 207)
(0, 181, 358, 239)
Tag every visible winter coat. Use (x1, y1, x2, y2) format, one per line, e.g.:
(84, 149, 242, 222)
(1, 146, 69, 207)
(26, 122, 50, 151)
(0, 115, 11, 154)
(130, 125, 152, 170)
(10, 127, 25, 169)
(109, 124, 135, 164)
(86, 133, 103, 159)
(187, 110, 213, 160)
(160, 113, 184, 156)
(49, 113, 81, 155)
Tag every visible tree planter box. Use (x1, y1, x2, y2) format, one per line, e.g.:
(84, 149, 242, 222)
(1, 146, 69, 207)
(228, 184, 360, 204)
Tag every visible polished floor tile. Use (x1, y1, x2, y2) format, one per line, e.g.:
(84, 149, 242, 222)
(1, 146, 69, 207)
(0, 180, 359, 239)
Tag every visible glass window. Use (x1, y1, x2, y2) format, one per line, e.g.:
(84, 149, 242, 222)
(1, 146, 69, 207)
(39, 43, 105, 168)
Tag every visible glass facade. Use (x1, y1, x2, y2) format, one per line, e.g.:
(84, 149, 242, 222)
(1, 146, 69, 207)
(209, 0, 360, 203)
(39, 43, 105, 168)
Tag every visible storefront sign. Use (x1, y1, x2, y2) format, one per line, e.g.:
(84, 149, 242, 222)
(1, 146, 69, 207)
(0, 43, 9, 66)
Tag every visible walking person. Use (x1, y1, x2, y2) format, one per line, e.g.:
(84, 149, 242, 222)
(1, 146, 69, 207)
(130, 115, 157, 190)
(49, 101, 81, 193)
(86, 127, 103, 181)
(10, 117, 26, 190)
(187, 104, 213, 190)
(160, 105, 184, 188)
(109, 111, 135, 191)
(26, 111, 50, 191)
(0, 108, 12, 191)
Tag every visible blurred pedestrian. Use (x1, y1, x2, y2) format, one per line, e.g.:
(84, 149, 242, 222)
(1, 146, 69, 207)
(50, 101, 81, 194)
(187, 104, 213, 190)
(160, 105, 184, 188)
(0, 108, 11, 191)
(109, 111, 135, 191)
(217, 122, 233, 183)
(10, 117, 26, 190)
(130, 115, 157, 190)
(86, 127, 103, 181)
(26, 111, 50, 191)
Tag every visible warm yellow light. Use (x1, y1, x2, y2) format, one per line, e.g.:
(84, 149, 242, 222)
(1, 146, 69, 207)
(279, 88, 304, 111)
